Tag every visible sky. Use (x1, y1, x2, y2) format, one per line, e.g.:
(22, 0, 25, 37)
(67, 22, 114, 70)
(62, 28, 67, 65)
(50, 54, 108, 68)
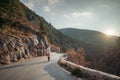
(20, 0, 120, 36)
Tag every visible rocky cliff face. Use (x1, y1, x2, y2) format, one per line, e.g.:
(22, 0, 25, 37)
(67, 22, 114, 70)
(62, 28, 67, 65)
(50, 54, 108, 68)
(0, 26, 49, 64)
(0, 0, 58, 64)
(0, 0, 84, 65)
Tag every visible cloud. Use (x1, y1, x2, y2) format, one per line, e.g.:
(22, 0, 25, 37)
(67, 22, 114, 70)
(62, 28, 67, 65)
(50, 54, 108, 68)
(20, 0, 64, 14)
(43, 6, 51, 12)
(71, 12, 81, 17)
(81, 12, 93, 16)
(51, 13, 56, 16)
(48, 0, 59, 5)
(71, 12, 93, 17)
(42, 0, 64, 13)
(63, 11, 95, 27)
(24, 1, 34, 9)
(64, 11, 93, 19)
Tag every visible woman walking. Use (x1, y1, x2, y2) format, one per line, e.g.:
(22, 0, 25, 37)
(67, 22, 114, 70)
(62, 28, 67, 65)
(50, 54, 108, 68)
(46, 44, 51, 61)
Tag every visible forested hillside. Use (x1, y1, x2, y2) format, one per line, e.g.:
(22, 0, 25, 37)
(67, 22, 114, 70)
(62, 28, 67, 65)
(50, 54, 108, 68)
(1, 0, 100, 65)
(60, 28, 117, 48)
(0, 0, 86, 64)
(61, 28, 120, 76)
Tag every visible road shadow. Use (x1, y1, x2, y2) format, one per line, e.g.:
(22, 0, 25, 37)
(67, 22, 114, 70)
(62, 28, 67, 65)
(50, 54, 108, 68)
(0, 61, 48, 70)
(44, 62, 79, 80)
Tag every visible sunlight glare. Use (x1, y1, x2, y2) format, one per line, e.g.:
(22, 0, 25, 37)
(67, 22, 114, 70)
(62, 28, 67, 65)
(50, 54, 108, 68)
(105, 29, 115, 36)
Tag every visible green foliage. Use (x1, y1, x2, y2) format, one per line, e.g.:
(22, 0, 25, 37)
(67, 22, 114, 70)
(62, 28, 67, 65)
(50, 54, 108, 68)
(0, 0, 88, 53)
(60, 28, 117, 48)
(61, 46, 67, 52)
(39, 21, 48, 35)
(25, 10, 34, 21)
(0, 0, 11, 11)
(117, 37, 120, 47)
(0, 0, 11, 6)
(0, 0, 87, 54)
(60, 28, 119, 60)
(0, 0, 19, 9)
(71, 68, 83, 77)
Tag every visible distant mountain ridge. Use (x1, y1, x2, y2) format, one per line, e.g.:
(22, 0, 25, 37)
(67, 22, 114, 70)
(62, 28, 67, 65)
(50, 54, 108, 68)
(60, 28, 117, 48)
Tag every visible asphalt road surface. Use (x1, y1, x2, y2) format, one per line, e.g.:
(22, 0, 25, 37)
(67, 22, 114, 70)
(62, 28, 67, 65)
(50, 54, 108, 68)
(0, 52, 83, 80)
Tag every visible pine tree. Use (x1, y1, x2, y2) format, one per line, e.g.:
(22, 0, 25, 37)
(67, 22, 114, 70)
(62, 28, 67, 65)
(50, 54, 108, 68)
(40, 21, 47, 35)
(116, 37, 120, 47)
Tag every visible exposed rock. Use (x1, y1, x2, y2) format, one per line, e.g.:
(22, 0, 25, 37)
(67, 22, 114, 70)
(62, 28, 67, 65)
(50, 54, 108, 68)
(0, 31, 49, 64)
(51, 44, 60, 52)
(0, 0, 83, 65)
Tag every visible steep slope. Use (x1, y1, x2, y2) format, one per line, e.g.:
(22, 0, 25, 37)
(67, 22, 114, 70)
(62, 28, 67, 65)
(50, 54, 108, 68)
(0, 0, 88, 64)
(0, 0, 49, 64)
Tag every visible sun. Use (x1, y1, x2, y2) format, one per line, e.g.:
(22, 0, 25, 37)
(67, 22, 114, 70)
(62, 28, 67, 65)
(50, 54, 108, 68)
(105, 29, 115, 36)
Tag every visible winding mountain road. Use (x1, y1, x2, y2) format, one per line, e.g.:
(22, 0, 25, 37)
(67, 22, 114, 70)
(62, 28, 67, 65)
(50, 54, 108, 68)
(0, 52, 83, 80)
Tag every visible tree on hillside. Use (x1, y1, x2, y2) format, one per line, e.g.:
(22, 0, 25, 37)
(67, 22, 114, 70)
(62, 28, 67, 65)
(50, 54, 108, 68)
(90, 37, 120, 76)
(39, 21, 48, 35)
(67, 48, 90, 67)
(116, 37, 120, 47)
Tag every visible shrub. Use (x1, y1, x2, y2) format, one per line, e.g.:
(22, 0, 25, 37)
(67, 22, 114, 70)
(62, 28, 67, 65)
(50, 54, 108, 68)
(67, 48, 90, 67)
(71, 68, 83, 77)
